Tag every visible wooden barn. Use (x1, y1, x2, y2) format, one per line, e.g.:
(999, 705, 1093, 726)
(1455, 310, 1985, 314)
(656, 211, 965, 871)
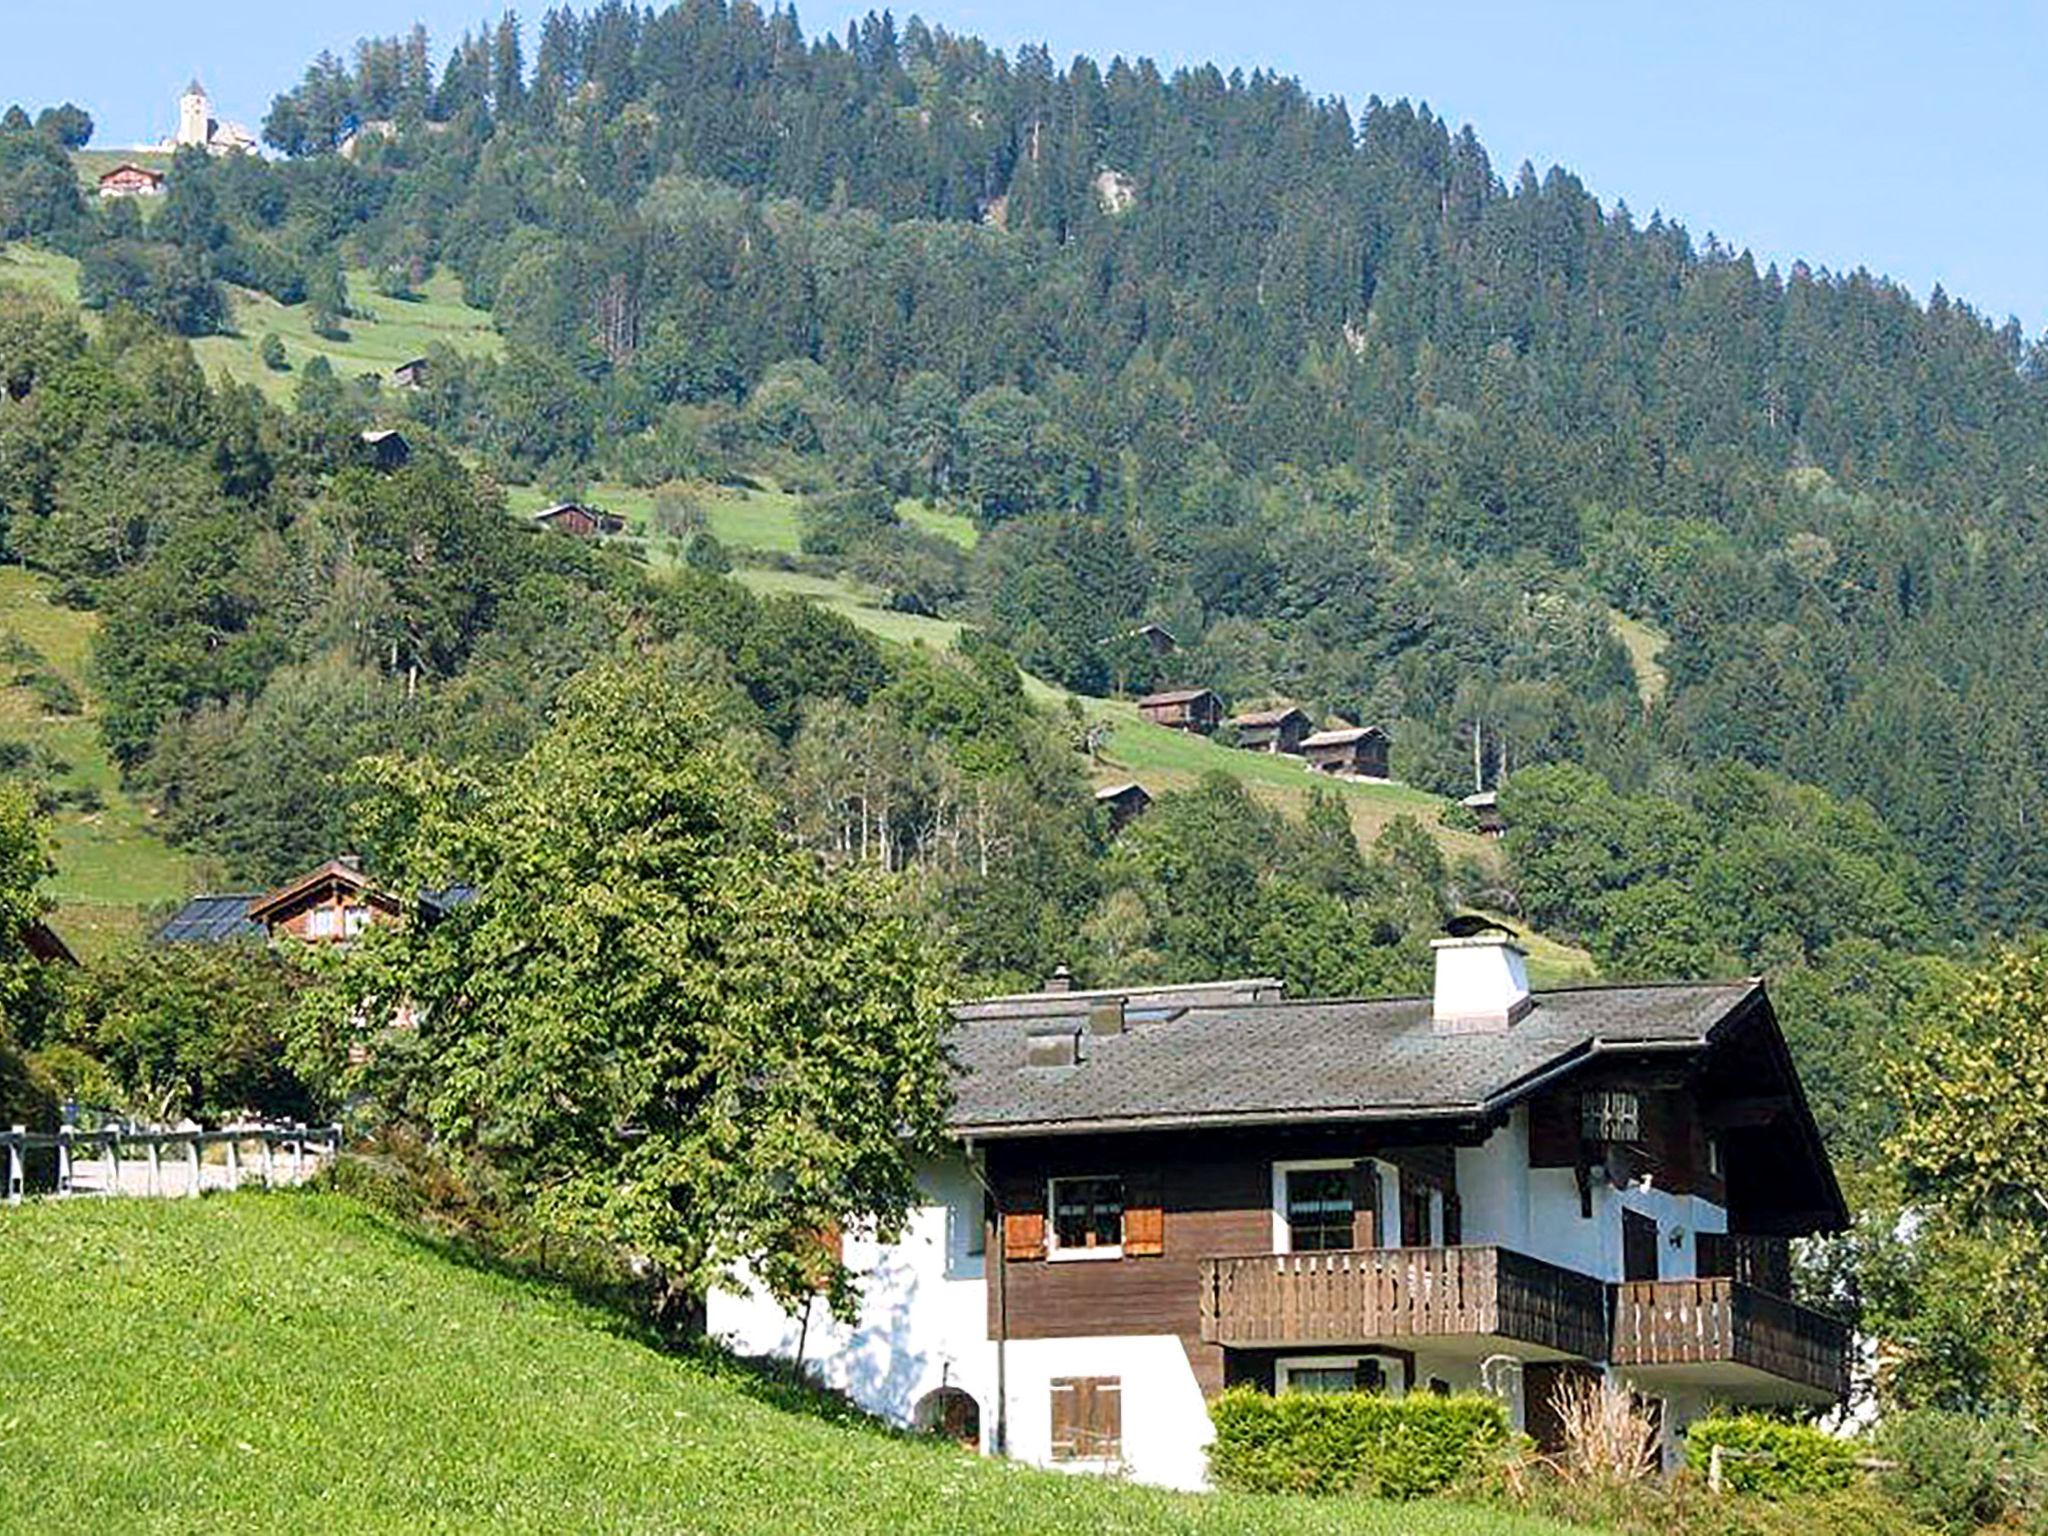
(1463, 790, 1506, 838)
(1301, 724, 1390, 779)
(391, 357, 429, 390)
(1094, 781, 1152, 831)
(533, 502, 626, 538)
(1227, 705, 1312, 755)
(96, 163, 165, 199)
(1126, 623, 1178, 657)
(1136, 688, 1222, 734)
(359, 428, 411, 470)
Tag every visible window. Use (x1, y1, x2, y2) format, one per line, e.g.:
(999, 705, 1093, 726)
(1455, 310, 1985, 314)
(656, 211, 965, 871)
(305, 907, 340, 939)
(1049, 1376, 1121, 1461)
(342, 904, 372, 937)
(1284, 1168, 1354, 1251)
(968, 1193, 988, 1257)
(1048, 1176, 1124, 1256)
(1706, 1136, 1724, 1179)
(1582, 1090, 1641, 1143)
(1276, 1356, 1397, 1396)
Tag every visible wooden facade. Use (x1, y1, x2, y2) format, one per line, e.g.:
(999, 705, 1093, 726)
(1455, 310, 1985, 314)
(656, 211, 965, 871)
(359, 429, 410, 470)
(1093, 782, 1152, 831)
(1135, 689, 1222, 733)
(533, 502, 626, 538)
(980, 1102, 1847, 1406)
(391, 357, 429, 389)
(1228, 707, 1312, 755)
(244, 858, 403, 945)
(1301, 726, 1389, 778)
(96, 164, 165, 199)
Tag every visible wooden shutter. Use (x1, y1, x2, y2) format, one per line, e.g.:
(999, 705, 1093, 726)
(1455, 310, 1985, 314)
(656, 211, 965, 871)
(1123, 1173, 1164, 1257)
(1442, 1190, 1463, 1247)
(1003, 1208, 1046, 1262)
(1348, 1162, 1381, 1249)
(1051, 1377, 1120, 1461)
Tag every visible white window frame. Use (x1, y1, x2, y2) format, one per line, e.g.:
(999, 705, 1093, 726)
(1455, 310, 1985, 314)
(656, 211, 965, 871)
(1046, 1174, 1125, 1262)
(1275, 1353, 1408, 1397)
(1271, 1158, 1364, 1254)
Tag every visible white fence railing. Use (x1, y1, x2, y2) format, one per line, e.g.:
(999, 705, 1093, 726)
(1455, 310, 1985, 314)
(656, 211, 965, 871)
(3, 1122, 342, 1203)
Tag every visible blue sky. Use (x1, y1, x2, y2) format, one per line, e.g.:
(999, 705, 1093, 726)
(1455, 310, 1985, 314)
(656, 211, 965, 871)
(5, 2, 2040, 329)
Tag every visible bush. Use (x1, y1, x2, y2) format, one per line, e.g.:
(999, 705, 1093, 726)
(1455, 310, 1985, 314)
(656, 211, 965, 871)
(259, 333, 288, 371)
(1684, 1414, 1858, 1499)
(1874, 1407, 2048, 1535)
(1207, 1386, 1512, 1499)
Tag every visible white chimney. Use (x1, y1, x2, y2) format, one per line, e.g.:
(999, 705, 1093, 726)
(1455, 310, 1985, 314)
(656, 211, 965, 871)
(1431, 933, 1533, 1033)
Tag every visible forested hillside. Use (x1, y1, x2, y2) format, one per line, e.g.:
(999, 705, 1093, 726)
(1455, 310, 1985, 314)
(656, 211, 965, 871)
(165, 2, 2043, 931)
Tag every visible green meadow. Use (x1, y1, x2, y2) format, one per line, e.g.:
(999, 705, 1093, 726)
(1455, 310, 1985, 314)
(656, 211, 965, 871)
(0, 1193, 1600, 1536)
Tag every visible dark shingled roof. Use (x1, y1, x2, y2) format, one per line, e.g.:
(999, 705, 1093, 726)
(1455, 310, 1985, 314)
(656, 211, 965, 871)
(947, 979, 1760, 1137)
(1137, 688, 1217, 707)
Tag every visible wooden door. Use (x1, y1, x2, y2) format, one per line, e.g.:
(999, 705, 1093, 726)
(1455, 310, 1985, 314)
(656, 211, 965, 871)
(1623, 1209, 1659, 1282)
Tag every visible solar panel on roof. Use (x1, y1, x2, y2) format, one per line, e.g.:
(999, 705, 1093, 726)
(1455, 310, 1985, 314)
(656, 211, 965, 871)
(153, 894, 263, 944)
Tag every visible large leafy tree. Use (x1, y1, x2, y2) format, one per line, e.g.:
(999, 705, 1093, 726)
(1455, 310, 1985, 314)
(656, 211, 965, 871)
(295, 651, 953, 1315)
(1887, 947, 2048, 1412)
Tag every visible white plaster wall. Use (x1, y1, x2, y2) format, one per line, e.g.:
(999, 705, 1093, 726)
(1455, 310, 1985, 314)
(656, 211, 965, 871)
(706, 1153, 997, 1447)
(1458, 1106, 1728, 1283)
(1002, 1334, 1215, 1491)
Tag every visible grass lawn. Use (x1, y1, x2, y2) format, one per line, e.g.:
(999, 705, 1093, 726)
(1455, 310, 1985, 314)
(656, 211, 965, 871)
(1607, 609, 1669, 709)
(0, 1194, 1600, 1535)
(0, 567, 195, 956)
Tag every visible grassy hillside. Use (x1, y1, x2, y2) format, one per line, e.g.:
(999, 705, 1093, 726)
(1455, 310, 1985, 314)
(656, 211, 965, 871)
(1608, 610, 1669, 710)
(0, 568, 195, 956)
(0, 1194, 1596, 1535)
(0, 246, 499, 402)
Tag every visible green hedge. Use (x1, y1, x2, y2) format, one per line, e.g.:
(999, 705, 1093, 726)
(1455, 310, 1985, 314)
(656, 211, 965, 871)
(1207, 1387, 1511, 1499)
(1684, 1414, 1859, 1499)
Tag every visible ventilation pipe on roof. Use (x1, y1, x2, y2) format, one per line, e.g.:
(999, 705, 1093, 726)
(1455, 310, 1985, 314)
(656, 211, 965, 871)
(1431, 932, 1533, 1034)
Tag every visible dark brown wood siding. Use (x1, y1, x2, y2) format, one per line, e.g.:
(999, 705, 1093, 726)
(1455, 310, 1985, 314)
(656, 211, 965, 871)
(985, 1126, 1470, 1397)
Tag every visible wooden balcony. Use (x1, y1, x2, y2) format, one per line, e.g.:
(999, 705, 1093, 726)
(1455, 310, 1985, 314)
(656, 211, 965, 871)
(1199, 1245, 1609, 1361)
(1610, 1278, 1850, 1401)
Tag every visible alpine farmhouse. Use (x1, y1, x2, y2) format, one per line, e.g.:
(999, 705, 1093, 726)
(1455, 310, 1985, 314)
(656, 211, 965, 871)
(710, 929, 1849, 1489)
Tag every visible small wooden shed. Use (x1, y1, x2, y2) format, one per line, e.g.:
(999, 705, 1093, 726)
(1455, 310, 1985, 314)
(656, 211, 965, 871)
(1301, 725, 1390, 779)
(533, 502, 626, 538)
(1228, 705, 1312, 755)
(359, 428, 411, 470)
(391, 357, 429, 390)
(1136, 688, 1222, 734)
(1094, 781, 1152, 831)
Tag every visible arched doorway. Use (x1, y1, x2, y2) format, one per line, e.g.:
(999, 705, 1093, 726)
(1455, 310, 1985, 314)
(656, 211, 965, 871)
(914, 1387, 981, 1450)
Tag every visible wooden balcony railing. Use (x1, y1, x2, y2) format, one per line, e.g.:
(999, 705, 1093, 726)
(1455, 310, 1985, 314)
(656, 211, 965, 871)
(1610, 1278, 1850, 1399)
(1199, 1245, 1609, 1360)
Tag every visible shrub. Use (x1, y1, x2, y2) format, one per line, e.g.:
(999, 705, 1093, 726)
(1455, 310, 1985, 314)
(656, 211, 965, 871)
(1207, 1386, 1512, 1499)
(259, 333, 288, 371)
(1874, 1407, 2048, 1535)
(1548, 1374, 1660, 1487)
(1684, 1414, 1858, 1499)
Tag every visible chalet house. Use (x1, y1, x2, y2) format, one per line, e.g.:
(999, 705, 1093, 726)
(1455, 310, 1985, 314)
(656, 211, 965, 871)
(391, 357, 429, 390)
(1094, 782, 1152, 831)
(96, 164, 165, 199)
(1301, 725, 1389, 779)
(1136, 688, 1222, 734)
(1464, 790, 1506, 838)
(532, 502, 626, 538)
(155, 856, 472, 948)
(359, 429, 411, 471)
(710, 932, 1850, 1490)
(1228, 706, 1312, 756)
